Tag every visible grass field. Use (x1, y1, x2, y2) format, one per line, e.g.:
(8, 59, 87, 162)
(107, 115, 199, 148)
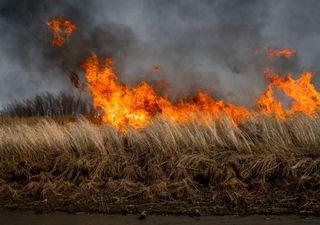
(0, 114, 320, 214)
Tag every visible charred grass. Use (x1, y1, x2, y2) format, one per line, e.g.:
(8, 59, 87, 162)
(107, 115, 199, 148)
(0, 114, 320, 215)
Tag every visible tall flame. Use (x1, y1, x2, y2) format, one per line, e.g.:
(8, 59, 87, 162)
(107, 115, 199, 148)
(256, 84, 284, 117)
(257, 68, 320, 116)
(81, 53, 320, 129)
(81, 54, 250, 129)
(46, 17, 320, 129)
(47, 16, 76, 47)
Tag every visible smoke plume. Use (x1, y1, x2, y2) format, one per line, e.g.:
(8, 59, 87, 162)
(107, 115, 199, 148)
(0, 0, 319, 107)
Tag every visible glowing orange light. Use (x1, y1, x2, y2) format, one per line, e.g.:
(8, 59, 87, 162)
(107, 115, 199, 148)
(267, 47, 296, 59)
(47, 16, 76, 47)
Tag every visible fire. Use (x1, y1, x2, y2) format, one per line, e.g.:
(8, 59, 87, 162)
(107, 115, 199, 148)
(257, 68, 320, 116)
(81, 53, 250, 129)
(267, 70, 320, 115)
(47, 16, 76, 47)
(256, 84, 284, 117)
(45, 17, 320, 129)
(81, 52, 320, 129)
(267, 47, 296, 59)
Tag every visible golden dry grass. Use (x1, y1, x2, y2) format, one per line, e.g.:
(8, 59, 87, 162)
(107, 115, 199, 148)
(0, 114, 320, 214)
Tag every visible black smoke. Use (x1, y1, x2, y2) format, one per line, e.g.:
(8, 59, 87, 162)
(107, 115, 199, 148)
(0, 0, 320, 108)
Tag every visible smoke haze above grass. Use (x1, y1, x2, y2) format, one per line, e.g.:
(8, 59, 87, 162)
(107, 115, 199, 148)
(1, 0, 320, 107)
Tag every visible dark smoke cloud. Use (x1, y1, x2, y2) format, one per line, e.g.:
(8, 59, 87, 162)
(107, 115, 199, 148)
(0, 0, 320, 108)
(0, 0, 135, 106)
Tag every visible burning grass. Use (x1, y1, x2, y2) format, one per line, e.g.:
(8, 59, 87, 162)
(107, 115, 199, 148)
(1, 114, 320, 215)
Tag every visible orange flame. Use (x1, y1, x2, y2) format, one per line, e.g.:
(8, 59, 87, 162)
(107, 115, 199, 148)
(81, 52, 320, 129)
(256, 84, 284, 117)
(81, 53, 250, 129)
(256, 67, 284, 117)
(268, 71, 320, 115)
(47, 16, 76, 47)
(256, 68, 320, 116)
(267, 47, 296, 59)
(45, 17, 320, 129)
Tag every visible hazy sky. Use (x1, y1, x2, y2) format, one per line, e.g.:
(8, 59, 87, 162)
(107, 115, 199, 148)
(1, 0, 320, 107)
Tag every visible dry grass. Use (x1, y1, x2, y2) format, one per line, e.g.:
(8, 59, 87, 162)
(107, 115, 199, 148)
(0, 114, 320, 214)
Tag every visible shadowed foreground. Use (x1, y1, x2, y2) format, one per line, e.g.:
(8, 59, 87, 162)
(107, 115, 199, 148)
(0, 115, 320, 215)
(1, 210, 320, 225)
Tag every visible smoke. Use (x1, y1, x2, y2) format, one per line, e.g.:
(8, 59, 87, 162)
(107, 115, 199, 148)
(0, 0, 320, 107)
(0, 0, 136, 107)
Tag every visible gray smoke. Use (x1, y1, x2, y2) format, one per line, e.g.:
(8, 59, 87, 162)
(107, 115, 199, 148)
(0, 0, 319, 108)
